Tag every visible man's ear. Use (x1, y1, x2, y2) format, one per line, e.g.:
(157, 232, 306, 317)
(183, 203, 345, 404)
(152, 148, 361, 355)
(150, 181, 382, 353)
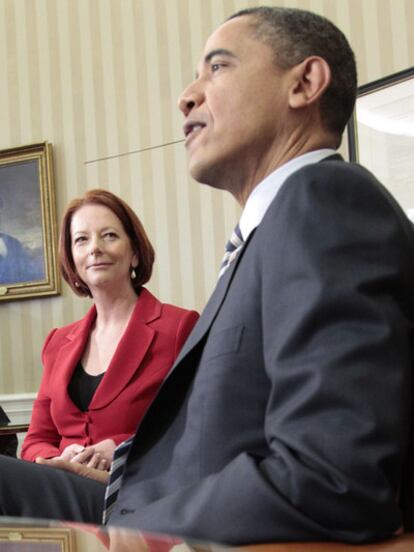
(288, 56, 331, 109)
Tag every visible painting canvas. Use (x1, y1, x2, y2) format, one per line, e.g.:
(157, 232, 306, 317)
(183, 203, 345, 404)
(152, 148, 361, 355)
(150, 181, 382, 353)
(0, 142, 60, 302)
(0, 160, 45, 284)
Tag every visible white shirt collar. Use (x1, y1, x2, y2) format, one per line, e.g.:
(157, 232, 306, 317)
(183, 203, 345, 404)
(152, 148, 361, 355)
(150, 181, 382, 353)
(239, 149, 337, 241)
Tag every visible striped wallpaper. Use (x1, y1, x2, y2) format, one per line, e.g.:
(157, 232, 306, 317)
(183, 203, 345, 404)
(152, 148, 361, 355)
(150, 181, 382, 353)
(0, 0, 413, 395)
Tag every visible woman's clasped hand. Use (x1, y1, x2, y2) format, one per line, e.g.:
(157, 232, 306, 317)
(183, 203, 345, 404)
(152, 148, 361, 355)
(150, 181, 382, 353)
(56, 438, 117, 470)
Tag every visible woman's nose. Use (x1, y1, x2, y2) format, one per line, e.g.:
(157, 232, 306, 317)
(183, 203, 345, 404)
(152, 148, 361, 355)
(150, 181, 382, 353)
(89, 238, 102, 256)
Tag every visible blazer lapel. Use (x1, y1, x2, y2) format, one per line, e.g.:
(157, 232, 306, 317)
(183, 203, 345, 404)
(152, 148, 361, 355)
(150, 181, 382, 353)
(52, 305, 97, 392)
(90, 288, 160, 409)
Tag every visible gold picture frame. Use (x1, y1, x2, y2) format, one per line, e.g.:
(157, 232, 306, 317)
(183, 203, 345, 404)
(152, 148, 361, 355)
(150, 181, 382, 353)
(0, 142, 60, 302)
(0, 527, 73, 551)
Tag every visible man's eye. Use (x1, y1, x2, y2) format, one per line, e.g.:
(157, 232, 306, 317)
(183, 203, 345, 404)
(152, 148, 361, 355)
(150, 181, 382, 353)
(211, 63, 223, 72)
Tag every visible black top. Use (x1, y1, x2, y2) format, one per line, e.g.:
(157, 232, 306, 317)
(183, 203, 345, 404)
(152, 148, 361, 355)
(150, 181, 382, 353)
(67, 361, 105, 412)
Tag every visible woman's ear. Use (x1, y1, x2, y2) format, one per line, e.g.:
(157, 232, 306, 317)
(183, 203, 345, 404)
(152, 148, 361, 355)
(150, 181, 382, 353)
(288, 56, 331, 109)
(132, 253, 139, 269)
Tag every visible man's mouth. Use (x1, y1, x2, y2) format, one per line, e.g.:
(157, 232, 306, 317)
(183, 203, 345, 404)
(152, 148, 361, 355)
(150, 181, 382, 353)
(183, 121, 206, 141)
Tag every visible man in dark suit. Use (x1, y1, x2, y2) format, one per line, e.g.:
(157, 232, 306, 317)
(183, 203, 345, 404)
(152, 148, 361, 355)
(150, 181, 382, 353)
(1, 6, 414, 546)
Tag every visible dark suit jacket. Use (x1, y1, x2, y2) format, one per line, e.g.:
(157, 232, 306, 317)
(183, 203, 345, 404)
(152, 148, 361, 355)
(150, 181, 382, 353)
(111, 156, 414, 545)
(21, 288, 198, 461)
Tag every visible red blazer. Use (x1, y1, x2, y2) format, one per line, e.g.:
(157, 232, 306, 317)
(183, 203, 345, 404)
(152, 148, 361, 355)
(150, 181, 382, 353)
(21, 288, 199, 461)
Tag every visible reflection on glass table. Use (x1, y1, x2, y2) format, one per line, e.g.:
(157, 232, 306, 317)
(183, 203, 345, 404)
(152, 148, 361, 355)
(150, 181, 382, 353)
(0, 518, 414, 552)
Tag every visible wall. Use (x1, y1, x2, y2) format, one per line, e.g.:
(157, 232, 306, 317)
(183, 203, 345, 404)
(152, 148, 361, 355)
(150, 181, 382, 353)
(0, 0, 413, 402)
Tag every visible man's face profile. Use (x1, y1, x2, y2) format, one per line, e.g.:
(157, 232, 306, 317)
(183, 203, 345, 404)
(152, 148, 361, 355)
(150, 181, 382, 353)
(178, 16, 293, 192)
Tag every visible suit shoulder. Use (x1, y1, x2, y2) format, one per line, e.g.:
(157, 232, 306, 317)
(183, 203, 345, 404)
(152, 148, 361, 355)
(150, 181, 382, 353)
(259, 157, 412, 249)
(160, 302, 199, 322)
(295, 158, 380, 185)
(140, 288, 198, 324)
(41, 310, 93, 358)
(46, 317, 85, 340)
(279, 158, 401, 214)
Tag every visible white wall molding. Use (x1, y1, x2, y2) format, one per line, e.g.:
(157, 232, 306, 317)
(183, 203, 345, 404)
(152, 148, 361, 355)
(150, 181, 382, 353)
(0, 393, 35, 424)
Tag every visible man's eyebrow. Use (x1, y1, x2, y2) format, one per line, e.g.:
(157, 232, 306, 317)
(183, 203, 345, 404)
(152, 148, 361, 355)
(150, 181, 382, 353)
(204, 48, 237, 64)
(195, 48, 237, 78)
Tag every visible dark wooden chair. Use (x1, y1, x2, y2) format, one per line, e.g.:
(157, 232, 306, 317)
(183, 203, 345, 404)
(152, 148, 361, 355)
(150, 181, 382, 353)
(0, 406, 29, 458)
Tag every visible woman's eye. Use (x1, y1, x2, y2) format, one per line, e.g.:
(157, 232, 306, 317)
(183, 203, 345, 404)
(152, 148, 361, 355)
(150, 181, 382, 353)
(74, 236, 86, 244)
(104, 232, 117, 239)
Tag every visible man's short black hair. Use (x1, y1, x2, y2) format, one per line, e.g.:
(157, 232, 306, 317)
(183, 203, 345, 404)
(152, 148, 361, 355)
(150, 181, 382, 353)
(228, 6, 357, 141)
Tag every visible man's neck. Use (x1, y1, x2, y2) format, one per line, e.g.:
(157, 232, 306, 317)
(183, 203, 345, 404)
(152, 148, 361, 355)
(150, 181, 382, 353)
(233, 131, 337, 207)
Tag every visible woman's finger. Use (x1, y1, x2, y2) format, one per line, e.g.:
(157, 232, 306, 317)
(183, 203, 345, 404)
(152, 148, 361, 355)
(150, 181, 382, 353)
(60, 444, 85, 462)
(87, 452, 101, 469)
(70, 447, 95, 464)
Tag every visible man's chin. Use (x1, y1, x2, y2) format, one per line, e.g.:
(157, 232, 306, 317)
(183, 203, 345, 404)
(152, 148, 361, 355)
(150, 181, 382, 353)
(188, 158, 220, 188)
(188, 157, 206, 182)
(189, 161, 235, 197)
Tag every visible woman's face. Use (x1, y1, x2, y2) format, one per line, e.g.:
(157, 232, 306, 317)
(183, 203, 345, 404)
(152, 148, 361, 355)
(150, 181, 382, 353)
(70, 203, 138, 294)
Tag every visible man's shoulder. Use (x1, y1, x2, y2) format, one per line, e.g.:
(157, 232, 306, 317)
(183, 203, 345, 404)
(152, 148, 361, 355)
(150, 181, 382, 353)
(258, 156, 405, 238)
(295, 156, 376, 182)
(279, 157, 387, 202)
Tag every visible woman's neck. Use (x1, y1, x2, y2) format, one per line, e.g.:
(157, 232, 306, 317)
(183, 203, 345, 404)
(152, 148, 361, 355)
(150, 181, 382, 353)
(93, 287, 139, 330)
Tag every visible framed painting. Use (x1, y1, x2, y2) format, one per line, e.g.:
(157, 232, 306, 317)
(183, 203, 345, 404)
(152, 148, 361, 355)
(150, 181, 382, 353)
(0, 527, 73, 551)
(347, 67, 414, 217)
(0, 142, 60, 302)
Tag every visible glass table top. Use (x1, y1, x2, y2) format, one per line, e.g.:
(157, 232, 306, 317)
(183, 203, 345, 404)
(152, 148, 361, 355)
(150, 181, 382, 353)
(0, 517, 413, 552)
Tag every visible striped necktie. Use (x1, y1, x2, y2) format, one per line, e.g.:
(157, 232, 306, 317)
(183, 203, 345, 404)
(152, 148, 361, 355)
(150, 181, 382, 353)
(218, 223, 244, 278)
(102, 436, 134, 524)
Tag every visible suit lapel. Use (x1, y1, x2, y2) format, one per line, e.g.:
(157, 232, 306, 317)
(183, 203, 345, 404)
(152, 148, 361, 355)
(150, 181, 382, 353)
(130, 230, 257, 446)
(166, 229, 256, 377)
(140, 155, 343, 394)
(90, 288, 160, 409)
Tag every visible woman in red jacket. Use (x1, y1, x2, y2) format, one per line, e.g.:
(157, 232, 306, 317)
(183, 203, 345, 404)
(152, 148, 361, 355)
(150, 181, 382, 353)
(21, 189, 198, 470)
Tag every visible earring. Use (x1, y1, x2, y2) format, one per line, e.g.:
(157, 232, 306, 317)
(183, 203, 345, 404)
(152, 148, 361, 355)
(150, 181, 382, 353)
(74, 281, 80, 288)
(131, 268, 136, 280)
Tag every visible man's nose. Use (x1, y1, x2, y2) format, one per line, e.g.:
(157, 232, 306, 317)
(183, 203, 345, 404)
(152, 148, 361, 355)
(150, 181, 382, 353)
(178, 80, 204, 116)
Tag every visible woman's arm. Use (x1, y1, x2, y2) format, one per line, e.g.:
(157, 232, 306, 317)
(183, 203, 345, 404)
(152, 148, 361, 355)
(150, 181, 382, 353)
(21, 329, 62, 461)
(20, 395, 61, 461)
